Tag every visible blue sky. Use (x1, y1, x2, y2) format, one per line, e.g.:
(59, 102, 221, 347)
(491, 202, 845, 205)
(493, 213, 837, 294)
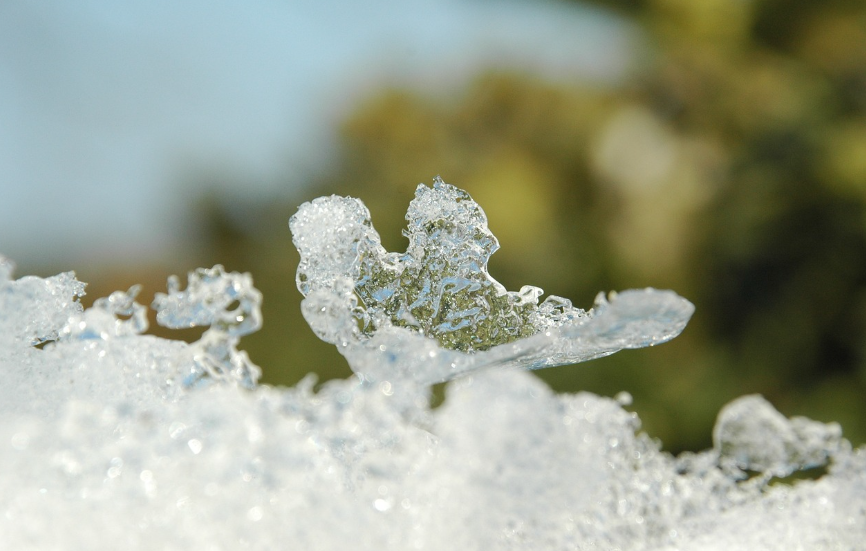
(0, 0, 630, 266)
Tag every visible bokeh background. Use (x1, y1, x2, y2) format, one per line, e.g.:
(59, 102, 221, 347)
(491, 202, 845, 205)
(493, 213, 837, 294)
(3, 0, 865, 454)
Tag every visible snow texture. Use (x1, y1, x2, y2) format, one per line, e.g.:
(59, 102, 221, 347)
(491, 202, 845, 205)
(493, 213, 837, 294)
(1, 179, 864, 550)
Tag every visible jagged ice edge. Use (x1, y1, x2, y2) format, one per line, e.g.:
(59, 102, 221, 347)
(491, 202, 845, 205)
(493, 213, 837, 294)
(289, 178, 695, 385)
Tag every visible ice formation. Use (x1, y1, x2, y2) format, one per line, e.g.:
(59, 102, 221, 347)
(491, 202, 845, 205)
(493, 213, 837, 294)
(290, 178, 694, 385)
(1, 179, 864, 550)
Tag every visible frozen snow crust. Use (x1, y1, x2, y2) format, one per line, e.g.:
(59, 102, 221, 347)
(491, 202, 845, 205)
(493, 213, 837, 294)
(1, 179, 864, 550)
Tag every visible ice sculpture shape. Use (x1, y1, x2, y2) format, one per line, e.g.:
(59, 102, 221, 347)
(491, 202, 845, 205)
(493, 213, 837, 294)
(290, 178, 695, 384)
(152, 265, 263, 388)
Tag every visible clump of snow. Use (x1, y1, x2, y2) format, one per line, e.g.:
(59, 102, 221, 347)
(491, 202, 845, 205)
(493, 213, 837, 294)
(0, 257, 85, 347)
(713, 394, 843, 479)
(1, 179, 864, 550)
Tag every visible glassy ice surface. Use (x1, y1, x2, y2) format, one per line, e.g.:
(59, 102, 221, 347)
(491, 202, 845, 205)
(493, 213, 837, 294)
(1, 181, 865, 550)
(152, 265, 263, 388)
(290, 178, 695, 385)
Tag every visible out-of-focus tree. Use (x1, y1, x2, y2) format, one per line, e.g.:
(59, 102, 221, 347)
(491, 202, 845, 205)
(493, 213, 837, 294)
(75, 0, 864, 454)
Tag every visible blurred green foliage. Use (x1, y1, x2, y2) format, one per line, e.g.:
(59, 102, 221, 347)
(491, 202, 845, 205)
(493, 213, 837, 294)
(85, 0, 866, 453)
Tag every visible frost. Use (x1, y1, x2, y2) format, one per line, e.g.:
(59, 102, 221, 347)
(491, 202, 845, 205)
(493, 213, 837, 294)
(290, 178, 694, 384)
(1, 182, 864, 550)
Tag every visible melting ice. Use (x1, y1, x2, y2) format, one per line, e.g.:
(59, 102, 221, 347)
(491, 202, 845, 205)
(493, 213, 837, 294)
(0, 179, 863, 550)
(290, 178, 694, 385)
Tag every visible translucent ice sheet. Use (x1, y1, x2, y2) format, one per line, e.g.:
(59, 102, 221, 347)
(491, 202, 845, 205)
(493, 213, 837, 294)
(290, 178, 694, 384)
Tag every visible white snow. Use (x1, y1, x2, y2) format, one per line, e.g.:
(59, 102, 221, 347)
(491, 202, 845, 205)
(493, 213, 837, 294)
(1, 180, 863, 549)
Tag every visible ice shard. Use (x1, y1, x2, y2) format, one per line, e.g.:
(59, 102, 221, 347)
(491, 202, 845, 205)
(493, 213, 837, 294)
(290, 177, 694, 384)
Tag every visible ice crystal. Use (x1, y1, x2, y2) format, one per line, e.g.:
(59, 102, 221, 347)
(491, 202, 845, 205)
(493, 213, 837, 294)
(714, 394, 843, 478)
(152, 265, 263, 388)
(290, 178, 694, 384)
(61, 285, 149, 340)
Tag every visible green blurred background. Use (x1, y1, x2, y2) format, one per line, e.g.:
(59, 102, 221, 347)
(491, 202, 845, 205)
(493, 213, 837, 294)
(14, 0, 866, 454)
